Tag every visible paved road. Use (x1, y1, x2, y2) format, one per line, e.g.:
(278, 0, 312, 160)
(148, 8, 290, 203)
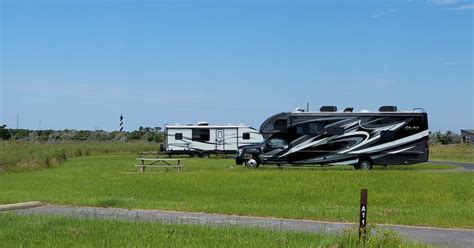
(11, 205, 474, 248)
(429, 161, 474, 170)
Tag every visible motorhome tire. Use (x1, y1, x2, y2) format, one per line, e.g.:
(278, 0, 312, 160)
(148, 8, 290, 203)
(246, 157, 260, 169)
(358, 159, 373, 170)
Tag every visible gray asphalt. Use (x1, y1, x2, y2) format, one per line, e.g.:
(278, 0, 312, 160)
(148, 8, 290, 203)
(11, 205, 474, 248)
(429, 161, 474, 170)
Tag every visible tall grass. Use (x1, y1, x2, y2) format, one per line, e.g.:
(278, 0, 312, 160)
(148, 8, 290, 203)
(0, 141, 159, 172)
(429, 144, 474, 162)
(2, 141, 472, 173)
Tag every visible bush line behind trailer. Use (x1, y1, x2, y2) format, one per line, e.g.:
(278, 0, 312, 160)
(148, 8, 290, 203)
(236, 106, 429, 169)
(162, 122, 264, 157)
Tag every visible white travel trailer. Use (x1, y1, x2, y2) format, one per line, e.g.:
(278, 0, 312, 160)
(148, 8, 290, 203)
(162, 122, 264, 157)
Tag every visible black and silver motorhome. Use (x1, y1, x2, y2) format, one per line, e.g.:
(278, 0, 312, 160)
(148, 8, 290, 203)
(163, 122, 264, 157)
(235, 106, 429, 169)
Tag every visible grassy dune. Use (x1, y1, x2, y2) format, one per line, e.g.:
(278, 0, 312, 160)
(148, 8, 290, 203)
(0, 214, 428, 247)
(429, 144, 474, 162)
(0, 141, 159, 172)
(0, 156, 471, 228)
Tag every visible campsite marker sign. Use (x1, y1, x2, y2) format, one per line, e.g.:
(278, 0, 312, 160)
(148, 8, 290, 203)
(359, 189, 368, 240)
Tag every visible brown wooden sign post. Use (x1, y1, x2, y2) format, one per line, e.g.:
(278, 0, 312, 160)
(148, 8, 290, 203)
(359, 188, 368, 241)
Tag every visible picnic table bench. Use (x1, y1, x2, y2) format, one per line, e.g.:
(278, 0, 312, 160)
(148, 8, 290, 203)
(135, 157, 184, 173)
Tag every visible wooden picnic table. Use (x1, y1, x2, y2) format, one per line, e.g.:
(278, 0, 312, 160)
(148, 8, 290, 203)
(135, 157, 184, 173)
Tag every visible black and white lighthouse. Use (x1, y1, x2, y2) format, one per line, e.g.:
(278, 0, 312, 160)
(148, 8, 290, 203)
(119, 114, 124, 131)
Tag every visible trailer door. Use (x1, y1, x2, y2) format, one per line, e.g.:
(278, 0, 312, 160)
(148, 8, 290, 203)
(215, 129, 225, 151)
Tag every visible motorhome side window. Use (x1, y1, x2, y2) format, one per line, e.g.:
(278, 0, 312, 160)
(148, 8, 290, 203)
(295, 123, 310, 135)
(296, 126, 305, 135)
(372, 117, 404, 125)
(295, 123, 325, 136)
(309, 123, 325, 135)
(274, 119, 287, 130)
(192, 129, 210, 141)
(175, 133, 183, 140)
(242, 133, 250, 140)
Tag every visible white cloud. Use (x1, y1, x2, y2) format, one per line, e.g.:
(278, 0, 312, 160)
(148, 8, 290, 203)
(442, 60, 472, 66)
(443, 3, 474, 10)
(9, 81, 211, 104)
(428, 0, 459, 5)
(427, 0, 474, 10)
(371, 8, 399, 19)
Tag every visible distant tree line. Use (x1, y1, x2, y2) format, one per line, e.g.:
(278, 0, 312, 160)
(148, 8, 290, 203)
(0, 125, 164, 142)
(0, 124, 463, 145)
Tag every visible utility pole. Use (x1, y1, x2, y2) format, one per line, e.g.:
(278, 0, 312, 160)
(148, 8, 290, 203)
(16, 114, 19, 129)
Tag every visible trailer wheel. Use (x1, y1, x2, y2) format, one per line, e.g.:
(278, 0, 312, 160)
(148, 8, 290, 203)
(246, 157, 260, 169)
(358, 159, 373, 170)
(191, 153, 200, 158)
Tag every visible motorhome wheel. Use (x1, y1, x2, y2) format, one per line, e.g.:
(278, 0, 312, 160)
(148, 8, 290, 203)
(359, 159, 373, 170)
(246, 158, 260, 168)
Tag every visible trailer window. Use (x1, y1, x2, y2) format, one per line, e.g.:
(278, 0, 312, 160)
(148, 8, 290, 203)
(192, 129, 210, 141)
(175, 133, 183, 140)
(243, 133, 250, 140)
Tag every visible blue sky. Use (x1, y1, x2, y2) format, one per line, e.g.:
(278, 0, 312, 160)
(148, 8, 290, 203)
(0, 0, 472, 132)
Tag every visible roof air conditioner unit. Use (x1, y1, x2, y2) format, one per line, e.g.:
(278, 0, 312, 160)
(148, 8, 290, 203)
(343, 107, 354, 113)
(379, 106, 397, 112)
(320, 106, 337, 112)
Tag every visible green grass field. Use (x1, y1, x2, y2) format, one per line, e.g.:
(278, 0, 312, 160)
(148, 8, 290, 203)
(0, 214, 428, 247)
(0, 156, 472, 228)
